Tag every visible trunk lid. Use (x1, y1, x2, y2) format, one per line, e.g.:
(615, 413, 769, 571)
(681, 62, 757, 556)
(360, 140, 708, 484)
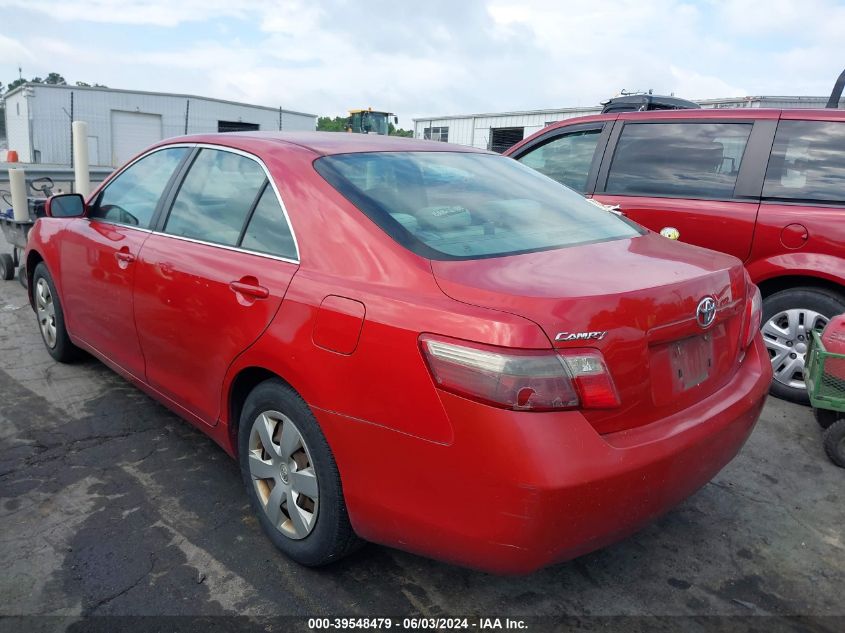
(431, 233, 748, 434)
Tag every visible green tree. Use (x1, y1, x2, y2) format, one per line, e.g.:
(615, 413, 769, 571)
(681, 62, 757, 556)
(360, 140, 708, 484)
(388, 123, 413, 137)
(5, 78, 27, 92)
(44, 72, 67, 85)
(75, 81, 91, 87)
(317, 116, 348, 132)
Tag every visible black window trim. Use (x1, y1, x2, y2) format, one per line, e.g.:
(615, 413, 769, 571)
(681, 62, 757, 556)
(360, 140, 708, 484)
(594, 117, 774, 203)
(508, 121, 611, 194)
(148, 143, 301, 264)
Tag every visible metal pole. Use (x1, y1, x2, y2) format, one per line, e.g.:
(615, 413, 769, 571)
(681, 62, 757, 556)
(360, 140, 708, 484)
(827, 69, 845, 109)
(69, 92, 74, 168)
(279, 107, 283, 131)
(184, 99, 190, 134)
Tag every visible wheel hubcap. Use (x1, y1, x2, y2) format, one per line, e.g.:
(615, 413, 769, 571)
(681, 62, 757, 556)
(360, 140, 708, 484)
(248, 410, 318, 540)
(762, 308, 828, 390)
(35, 278, 57, 349)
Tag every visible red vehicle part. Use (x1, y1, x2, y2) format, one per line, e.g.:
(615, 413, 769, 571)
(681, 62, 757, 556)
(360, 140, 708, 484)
(25, 132, 770, 573)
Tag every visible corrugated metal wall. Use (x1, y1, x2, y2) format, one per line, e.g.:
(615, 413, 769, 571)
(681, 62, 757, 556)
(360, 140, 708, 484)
(4, 89, 32, 161)
(414, 107, 602, 150)
(12, 84, 316, 166)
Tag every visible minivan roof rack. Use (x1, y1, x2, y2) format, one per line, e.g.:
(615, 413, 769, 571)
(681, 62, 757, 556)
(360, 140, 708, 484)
(601, 94, 701, 114)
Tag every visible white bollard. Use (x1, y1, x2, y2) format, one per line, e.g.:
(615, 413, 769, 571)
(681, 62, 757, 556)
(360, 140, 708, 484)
(72, 121, 91, 198)
(9, 168, 28, 222)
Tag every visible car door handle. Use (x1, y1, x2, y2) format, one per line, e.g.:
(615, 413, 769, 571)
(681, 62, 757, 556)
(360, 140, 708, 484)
(229, 280, 270, 299)
(115, 251, 135, 263)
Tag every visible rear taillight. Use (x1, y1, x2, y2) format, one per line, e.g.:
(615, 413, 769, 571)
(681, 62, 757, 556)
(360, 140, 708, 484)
(420, 335, 620, 411)
(743, 275, 763, 348)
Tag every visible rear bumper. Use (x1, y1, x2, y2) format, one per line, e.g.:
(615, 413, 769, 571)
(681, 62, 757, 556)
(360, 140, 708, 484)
(315, 335, 771, 574)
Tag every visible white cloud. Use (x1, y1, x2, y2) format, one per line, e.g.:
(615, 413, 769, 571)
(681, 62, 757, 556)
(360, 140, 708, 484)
(1, 0, 842, 127)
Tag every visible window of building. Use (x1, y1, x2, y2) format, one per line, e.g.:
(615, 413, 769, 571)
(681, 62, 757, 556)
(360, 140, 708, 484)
(517, 129, 602, 193)
(489, 127, 525, 154)
(164, 149, 266, 246)
(218, 121, 260, 133)
(763, 120, 845, 204)
(423, 127, 449, 142)
(605, 122, 752, 199)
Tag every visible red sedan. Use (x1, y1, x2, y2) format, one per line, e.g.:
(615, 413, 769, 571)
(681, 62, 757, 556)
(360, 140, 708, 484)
(25, 132, 770, 573)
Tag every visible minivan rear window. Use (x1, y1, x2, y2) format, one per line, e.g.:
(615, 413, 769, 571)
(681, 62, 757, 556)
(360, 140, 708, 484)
(763, 120, 845, 204)
(315, 152, 642, 260)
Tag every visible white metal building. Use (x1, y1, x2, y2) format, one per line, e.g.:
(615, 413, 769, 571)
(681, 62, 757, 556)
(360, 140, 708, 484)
(3, 83, 317, 167)
(414, 95, 841, 153)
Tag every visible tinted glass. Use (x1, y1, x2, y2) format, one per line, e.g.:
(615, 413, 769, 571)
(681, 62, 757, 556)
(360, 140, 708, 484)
(763, 120, 845, 203)
(606, 122, 752, 198)
(92, 147, 187, 228)
(315, 151, 642, 260)
(241, 184, 297, 259)
(165, 149, 266, 246)
(517, 129, 601, 193)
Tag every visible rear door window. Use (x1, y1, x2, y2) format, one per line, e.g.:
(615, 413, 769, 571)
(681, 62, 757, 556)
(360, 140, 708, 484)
(164, 148, 266, 246)
(763, 120, 845, 203)
(517, 129, 603, 193)
(605, 122, 752, 199)
(240, 184, 298, 259)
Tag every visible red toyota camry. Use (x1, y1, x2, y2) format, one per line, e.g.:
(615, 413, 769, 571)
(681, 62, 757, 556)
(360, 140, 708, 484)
(26, 132, 770, 574)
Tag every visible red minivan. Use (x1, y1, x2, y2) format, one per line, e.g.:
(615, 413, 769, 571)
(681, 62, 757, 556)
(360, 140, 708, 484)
(507, 109, 845, 404)
(26, 132, 770, 573)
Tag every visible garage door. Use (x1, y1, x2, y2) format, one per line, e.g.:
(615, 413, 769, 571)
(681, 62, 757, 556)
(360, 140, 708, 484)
(111, 111, 163, 167)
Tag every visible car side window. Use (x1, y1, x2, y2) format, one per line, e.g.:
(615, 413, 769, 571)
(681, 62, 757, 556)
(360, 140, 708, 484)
(240, 184, 298, 259)
(90, 147, 188, 228)
(605, 122, 752, 199)
(164, 149, 266, 246)
(516, 129, 602, 193)
(763, 120, 845, 203)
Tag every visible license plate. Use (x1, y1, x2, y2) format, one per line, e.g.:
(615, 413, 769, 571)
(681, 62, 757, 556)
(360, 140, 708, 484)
(672, 334, 714, 391)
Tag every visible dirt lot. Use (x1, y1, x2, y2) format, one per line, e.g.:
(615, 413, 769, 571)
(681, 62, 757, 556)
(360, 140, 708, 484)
(0, 277, 842, 632)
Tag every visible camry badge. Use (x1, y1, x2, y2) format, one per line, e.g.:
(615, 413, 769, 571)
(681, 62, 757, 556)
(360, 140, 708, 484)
(555, 331, 607, 342)
(696, 297, 717, 329)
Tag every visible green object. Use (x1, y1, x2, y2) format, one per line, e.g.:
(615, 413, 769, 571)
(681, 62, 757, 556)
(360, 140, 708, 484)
(806, 330, 845, 413)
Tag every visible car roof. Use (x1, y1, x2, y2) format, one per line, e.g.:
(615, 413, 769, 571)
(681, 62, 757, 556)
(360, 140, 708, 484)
(164, 131, 489, 156)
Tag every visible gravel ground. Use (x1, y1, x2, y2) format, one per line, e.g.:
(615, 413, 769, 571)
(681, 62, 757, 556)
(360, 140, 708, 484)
(0, 276, 842, 632)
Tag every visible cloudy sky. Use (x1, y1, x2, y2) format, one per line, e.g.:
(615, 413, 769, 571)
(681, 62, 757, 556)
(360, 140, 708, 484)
(1, 0, 843, 127)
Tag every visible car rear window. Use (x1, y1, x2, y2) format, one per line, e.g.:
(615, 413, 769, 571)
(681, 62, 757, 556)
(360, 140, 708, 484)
(314, 151, 642, 260)
(763, 120, 845, 204)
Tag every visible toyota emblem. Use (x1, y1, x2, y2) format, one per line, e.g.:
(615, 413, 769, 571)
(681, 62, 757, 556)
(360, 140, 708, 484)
(696, 297, 717, 329)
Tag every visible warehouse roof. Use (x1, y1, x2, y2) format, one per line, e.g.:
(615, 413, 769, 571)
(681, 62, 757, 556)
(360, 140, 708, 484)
(1, 82, 317, 118)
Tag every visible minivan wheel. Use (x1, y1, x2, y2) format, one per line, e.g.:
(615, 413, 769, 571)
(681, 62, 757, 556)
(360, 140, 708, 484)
(31, 262, 80, 363)
(762, 288, 845, 404)
(238, 379, 361, 566)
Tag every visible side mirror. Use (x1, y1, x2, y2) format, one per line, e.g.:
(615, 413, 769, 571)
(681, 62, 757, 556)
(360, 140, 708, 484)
(45, 193, 86, 218)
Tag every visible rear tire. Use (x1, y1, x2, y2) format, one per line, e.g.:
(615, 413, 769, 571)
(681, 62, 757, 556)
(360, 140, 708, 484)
(823, 419, 845, 468)
(31, 262, 81, 363)
(238, 379, 361, 566)
(0, 253, 13, 281)
(762, 288, 845, 404)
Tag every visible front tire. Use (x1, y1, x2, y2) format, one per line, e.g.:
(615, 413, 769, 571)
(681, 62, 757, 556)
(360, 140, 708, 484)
(823, 419, 845, 468)
(238, 379, 360, 566)
(31, 262, 81, 363)
(761, 288, 845, 404)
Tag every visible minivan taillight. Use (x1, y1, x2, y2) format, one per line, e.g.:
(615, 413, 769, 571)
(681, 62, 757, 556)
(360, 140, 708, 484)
(420, 335, 620, 411)
(742, 278, 763, 349)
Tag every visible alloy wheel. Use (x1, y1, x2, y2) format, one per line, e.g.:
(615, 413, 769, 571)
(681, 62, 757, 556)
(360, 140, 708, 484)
(762, 308, 828, 390)
(248, 410, 319, 540)
(35, 278, 57, 349)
